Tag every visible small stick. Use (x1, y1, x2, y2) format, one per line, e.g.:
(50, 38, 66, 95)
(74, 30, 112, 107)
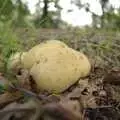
(0, 107, 35, 118)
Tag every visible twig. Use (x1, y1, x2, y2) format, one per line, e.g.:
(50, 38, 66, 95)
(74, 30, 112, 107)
(9, 83, 48, 101)
(0, 107, 35, 118)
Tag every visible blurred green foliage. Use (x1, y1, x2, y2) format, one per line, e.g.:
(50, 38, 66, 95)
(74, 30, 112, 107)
(0, 0, 120, 74)
(0, 0, 120, 29)
(0, 0, 14, 21)
(0, 0, 31, 27)
(0, 21, 23, 73)
(33, 0, 62, 28)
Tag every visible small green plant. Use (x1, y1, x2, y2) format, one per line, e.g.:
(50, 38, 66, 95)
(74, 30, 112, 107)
(0, 21, 23, 74)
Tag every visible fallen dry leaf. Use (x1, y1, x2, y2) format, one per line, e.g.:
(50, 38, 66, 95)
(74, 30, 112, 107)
(103, 68, 120, 85)
(0, 91, 22, 109)
(0, 99, 37, 120)
(40, 102, 81, 120)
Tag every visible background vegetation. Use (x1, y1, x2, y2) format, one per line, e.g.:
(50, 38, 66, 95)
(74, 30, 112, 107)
(0, 0, 120, 74)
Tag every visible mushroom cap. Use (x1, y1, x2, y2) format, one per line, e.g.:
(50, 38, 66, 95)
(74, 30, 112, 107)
(29, 42, 91, 93)
(22, 40, 68, 69)
(8, 40, 91, 93)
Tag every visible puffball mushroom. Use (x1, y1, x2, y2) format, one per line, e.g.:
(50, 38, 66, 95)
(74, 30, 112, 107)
(22, 40, 68, 69)
(8, 40, 91, 93)
(30, 47, 91, 93)
(23, 40, 91, 93)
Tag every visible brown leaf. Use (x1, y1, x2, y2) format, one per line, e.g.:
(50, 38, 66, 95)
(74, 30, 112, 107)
(103, 68, 120, 85)
(41, 102, 81, 120)
(0, 100, 37, 120)
(0, 91, 22, 109)
(59, 100, 82, 117)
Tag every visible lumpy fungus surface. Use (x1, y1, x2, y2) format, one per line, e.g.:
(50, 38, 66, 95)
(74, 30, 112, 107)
(8, 40, 91, 93)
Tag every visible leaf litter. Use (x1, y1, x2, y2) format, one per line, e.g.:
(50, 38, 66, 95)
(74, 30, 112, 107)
(0, 64, 120, 120)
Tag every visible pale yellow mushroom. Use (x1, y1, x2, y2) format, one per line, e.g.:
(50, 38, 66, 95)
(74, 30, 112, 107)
(22, 40, 68, 69)
(29, 42, 91, 93)
(8, 40, 91, 93)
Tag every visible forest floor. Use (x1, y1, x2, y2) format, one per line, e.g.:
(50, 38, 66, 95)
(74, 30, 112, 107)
(0, 28, 120, 120)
